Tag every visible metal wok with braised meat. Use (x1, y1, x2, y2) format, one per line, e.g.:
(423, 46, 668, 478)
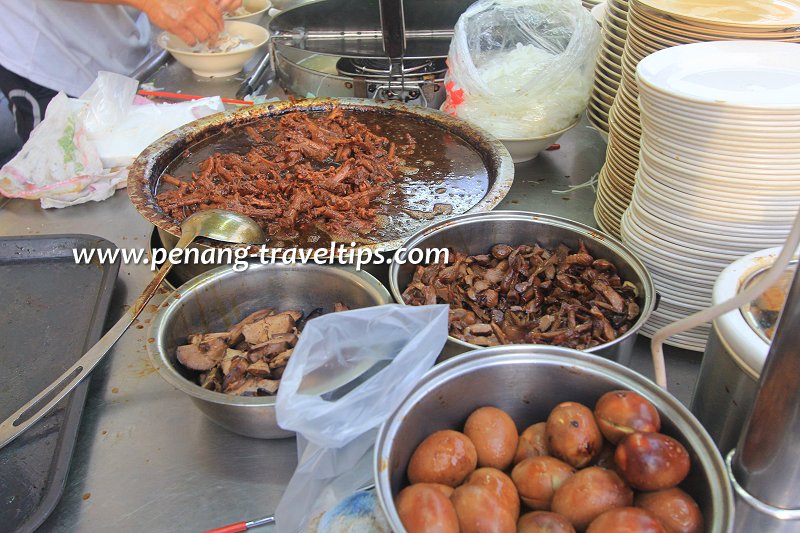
(156, 107, 414, 246)
(401, 242, 641, 349)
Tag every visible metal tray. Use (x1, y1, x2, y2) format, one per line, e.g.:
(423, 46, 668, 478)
(0, 235, 120, 533)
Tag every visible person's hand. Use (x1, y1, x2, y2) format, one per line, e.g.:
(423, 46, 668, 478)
(141, 0, 225, 46)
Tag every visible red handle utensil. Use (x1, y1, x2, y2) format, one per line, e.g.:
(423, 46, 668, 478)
(202, 515, 275, 533)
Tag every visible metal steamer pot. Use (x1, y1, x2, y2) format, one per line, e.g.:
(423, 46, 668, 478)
(691, 247, 797, 454)
(268, 0, 473, 107)
(127, 98, 514, 285)
(389, 211, 657, 363)
(374, 346, 735, 532)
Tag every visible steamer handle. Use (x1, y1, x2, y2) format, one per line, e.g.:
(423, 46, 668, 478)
(379, 0, 406, 59)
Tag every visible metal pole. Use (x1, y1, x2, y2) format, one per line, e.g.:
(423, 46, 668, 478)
(730, 263, 800, 531)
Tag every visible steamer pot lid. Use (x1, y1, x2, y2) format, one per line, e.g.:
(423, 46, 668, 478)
(269, 0, 472, 58)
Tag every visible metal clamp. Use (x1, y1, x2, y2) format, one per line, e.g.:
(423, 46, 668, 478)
(727, 449, 800, 521)
(373, 83, 427, 106)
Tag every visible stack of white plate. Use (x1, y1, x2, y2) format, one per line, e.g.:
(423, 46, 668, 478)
(620, 41, 800, 350)
(587, 0, 628, 138)
(593, 0, 800, 238)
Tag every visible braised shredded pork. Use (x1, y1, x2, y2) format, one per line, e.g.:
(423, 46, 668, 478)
(402, 242, 641, 349)
(156, 108, 415, 245)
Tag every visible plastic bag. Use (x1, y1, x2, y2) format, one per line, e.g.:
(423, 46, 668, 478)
(0, 92, 117, 207)
(82, 74, 224, 169)
(274, 303, 450, 533)
(0, 71, 223, 208)
(442, 0, 601, 138)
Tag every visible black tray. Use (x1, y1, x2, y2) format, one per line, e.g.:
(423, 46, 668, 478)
(0, 235, 120, 532)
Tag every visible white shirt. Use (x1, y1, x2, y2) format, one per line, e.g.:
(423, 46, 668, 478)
(0, 1, 151, 96)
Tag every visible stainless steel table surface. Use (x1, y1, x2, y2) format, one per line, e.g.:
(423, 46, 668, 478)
(0, 115, 702, 532)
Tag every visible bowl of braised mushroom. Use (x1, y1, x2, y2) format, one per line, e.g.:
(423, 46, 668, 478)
(374, 345, 735, 532)
(148, 262, 391, 438)
(389, 211, 656, 363)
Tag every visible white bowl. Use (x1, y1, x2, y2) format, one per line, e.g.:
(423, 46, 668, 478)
(224, 0, 272, 24)
(499, 120, 579, 163)
(159, 21, 268, 77)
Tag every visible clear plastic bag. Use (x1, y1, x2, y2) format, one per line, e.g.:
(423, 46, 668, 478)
(0, 71, 223, 208)
(442, 0, 601, 138)
(274, 303, 450, 533)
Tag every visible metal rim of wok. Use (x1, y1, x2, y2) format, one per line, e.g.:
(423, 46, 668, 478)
(127, 97, 515, 252)
(387, 210, 657, 353)
(147, 261, 392, 407)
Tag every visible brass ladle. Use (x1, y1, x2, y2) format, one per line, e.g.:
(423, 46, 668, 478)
(0, 209, 266, 448)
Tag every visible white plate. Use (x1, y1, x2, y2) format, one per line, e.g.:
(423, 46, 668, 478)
(639, 165, 800, 211)
(637, 86, 800, 120)
(641, 118, 800, 153)
(635, 0, 800, 29)
(628, 196, 793, 254)
(634, 179, 798, 228)
(642, 141, 800, 174)
(642, 313, 711, 334)
(640, 143, 800, 183)
(639, 130, 800, 160)
(643, 309, 711, 329)
(621, 239, 723, 286)
(624, 233, 740, 277)
(640, 158, 800, 199)
(633, 187, 796, 238)
(638, 81, 800, 118)
(622, 224, 739, 275)
(630, 194, 790, 240)
(642, 130, 800, 162)
(644, 308, 712, 327)
(637, 42, 800, 108)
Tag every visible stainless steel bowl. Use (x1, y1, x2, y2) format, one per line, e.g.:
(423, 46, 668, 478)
(388, 211, 656, 363)
(374, 346, 734, 532)
(148, 263, 392, 439)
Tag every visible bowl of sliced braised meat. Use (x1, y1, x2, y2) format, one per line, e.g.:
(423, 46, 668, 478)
(147, 262, 391, 438)
(389, 211, 656, 363)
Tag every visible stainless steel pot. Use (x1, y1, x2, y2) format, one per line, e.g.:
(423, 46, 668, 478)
(373, 346, 734, 532)
(388, 211, 657, 363)
(147, 262, 391, 439)
(691, 247, 797, 454)
(271, 42, 447, 108)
